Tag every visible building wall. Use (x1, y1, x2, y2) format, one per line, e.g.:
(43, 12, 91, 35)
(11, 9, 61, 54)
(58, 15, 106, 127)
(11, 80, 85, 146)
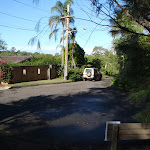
(50, 65, 55, 79)
(11, 65, 50, 83)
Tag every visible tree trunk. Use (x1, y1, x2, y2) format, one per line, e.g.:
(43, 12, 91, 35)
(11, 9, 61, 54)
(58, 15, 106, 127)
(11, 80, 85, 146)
(62, 24, 65, 67)
(71, 39, 76, 68)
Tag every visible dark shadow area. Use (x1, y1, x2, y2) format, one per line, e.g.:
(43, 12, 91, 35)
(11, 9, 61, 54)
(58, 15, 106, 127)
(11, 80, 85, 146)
(0, 86, 149, 150)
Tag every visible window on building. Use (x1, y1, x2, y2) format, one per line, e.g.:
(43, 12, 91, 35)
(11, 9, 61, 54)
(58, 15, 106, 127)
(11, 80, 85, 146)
(23, 69, 26, 75)
(38, 68, 40, 75)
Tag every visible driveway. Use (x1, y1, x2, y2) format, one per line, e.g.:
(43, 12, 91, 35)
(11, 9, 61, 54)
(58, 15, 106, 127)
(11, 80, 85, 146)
(0, 77, 149, 150)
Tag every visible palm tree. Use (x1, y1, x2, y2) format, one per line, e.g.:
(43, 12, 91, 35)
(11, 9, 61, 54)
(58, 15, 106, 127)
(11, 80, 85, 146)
(49, 0, 74, 67)
(32, 0, 74, 67)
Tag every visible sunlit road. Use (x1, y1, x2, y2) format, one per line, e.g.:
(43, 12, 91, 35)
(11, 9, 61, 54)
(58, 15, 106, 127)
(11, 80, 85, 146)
(0, 77, 149, 150)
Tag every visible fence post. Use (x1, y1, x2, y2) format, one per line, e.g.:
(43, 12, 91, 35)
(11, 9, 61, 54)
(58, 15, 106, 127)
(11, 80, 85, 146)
(47, 65, 51, 80)
(111, 124, 119, 150)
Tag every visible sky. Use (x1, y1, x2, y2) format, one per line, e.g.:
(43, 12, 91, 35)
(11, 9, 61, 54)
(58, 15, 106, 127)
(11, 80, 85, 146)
(0, 0, 113, 55)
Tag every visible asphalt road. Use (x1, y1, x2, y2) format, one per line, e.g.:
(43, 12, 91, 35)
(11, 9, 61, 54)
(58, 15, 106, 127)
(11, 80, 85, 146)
(0, 77, 149, 150)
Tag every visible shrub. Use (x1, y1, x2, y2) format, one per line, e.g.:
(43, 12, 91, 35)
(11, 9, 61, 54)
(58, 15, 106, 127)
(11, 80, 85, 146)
(129, 80, 150, 123)
(0, 64, 13, 83)
(130, 87, 150, 105)
(133, 103, 150, 123)
(55, 65, 64, 78)
(68, 68, 83, 82)
(111, 72, 143, 91)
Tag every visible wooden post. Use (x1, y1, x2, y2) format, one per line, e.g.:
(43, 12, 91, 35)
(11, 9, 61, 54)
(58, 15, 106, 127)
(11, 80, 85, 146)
(64, 5, 70, 80)
(47, 65, 52, 80)
(111, 124, 119, 150)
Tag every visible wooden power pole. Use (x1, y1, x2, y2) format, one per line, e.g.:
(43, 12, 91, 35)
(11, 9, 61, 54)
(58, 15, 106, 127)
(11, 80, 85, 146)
(64, 5, 72, 80)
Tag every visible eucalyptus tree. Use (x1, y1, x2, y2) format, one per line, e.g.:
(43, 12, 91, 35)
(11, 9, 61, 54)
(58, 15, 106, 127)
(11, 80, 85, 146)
(90, 0, 150, 36)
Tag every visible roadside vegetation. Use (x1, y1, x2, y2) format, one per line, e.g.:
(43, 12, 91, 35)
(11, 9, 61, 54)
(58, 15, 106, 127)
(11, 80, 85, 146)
(92, 0, 150, 123)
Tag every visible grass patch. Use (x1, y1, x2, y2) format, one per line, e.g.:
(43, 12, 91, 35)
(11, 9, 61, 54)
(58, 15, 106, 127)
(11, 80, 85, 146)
(8, 78, 72, 87)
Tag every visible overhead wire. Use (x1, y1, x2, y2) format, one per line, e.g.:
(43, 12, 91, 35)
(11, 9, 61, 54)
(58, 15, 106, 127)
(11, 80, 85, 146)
(0, 24, 35, 31)
(72, 1, 111, 49)
(12, 0, 50, 13)
(77, 32, 98, 46)
(75, 22, 104, 45)
(1, 0, 111, 52)
(0, 11, 49, 24)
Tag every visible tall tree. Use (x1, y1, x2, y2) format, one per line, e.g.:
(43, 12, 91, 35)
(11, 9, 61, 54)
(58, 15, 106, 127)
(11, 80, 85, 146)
(68, 43, 85, 67)
(92, 46, 107, 56)
(10, 47, 16, 55)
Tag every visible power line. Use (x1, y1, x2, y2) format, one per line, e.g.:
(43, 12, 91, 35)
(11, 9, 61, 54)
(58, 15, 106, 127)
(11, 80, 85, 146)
(74, 0, 108, 22)
(0, 11, 38, 23)
(73, 23, 102, 46)
(0, 11, 49, 26)
(75, 17, 111, 27)
(0, 24, 35, 31)
(12, 0, 49, 13)
(78, 32, 98, 46)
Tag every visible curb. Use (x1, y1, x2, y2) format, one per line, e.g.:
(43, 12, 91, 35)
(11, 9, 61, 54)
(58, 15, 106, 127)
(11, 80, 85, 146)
(0, 86, 11, 91)
(8, 81, 72, 89)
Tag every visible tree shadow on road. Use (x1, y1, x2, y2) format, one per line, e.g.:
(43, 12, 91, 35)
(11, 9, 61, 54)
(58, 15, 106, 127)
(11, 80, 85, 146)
(0, 86, 149, 150)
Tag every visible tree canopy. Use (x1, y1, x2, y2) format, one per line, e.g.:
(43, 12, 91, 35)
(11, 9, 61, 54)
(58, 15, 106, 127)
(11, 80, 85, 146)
(91, 0, 150, 36)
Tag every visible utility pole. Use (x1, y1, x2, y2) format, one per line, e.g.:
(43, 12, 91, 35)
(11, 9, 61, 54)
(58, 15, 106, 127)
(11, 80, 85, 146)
(61, 5, 73, 80)
(64, 5, 72, 80)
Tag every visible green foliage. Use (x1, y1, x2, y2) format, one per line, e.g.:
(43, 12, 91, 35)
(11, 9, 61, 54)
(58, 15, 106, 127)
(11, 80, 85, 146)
(91, 58, 102, 69)
(130, 82, 150, 105)
(0, 64, 13, 83)
(0, 50, 11, 56)
(112, 73, 142, 91)
(113, 34, 150, 90)
(68, 68, 83, 82)
(68, 43, 85, 67)
(84, 55, 101, 69)
(133, 103, 150, 123)
(55, 65, 64, 78)
(91, 46, 119, 75)
(92, 0, 150, 36)
(92, 46, 106, 56)
(8, 54, 61, 67)
(110, 9, 150, 122)
(128, 80, 150, 122)
(0, 49, 33, 56)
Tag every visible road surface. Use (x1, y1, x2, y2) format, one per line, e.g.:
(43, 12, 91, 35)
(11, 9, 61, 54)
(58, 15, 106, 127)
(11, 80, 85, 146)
(0, 77, 149, 150)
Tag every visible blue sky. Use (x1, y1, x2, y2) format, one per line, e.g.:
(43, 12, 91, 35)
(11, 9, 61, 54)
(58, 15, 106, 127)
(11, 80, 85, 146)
(0, 0, 113, 55)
